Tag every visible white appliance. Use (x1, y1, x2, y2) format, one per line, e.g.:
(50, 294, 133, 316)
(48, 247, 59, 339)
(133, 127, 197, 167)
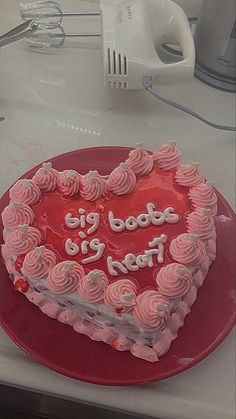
(101, 0, 195, 89)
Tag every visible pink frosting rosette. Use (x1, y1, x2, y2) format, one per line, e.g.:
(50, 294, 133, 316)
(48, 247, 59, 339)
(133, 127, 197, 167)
(81, 171, 107, 201)
(131, 343, 159, 362)
(126, 143, 153, 176)
(187, 208, 216, 240)
(9, 179, 41, 205)
(22, 246, 57, 279)
(32, 162, 58, 192)
(189, 182, 217, 215)
(5, 225, 42, 255)
(170, 233, 206, 267)
(57, 170, 81, 196)
(108, 162, 136, 195)
(2, 202, 34, 229)
(104, 279, 137, 312)
(77, 269, 108, 303)
(133, 290, 170, 331)
(48, 261, 84, 294)
(152, 141, 182, 171)
(156, 263, 192, 299)
(175, 164, 204, 187)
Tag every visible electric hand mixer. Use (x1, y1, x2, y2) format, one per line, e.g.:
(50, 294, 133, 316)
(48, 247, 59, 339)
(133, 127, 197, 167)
(0, 0, 235, 131)
(17, 0, 195, 89)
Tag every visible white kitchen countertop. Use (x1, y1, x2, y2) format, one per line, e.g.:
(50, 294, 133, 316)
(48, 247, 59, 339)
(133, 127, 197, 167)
(0, 1, 235, 418)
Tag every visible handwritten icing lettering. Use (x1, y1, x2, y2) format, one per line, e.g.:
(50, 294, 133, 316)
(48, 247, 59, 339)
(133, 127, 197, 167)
(82, 239, 105, 265)
(65, 210, 99, 235)
(107, 234, 167, 276)
(109, 203, 179, 233)
(65, 238, 80, 256)
(65, 238, 105, 264)
(107, 257, 128, 276)
(64, 204, 179, 272)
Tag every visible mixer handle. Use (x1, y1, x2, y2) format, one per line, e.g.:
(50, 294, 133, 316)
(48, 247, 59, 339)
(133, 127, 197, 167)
(147, 0, 195, 84)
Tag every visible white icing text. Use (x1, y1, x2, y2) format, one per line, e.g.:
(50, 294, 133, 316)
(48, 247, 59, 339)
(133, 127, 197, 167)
(108, 203, 179, 233)
(107, 234, 167, 276)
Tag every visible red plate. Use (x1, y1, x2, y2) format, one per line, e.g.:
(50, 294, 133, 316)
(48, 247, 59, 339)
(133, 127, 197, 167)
(0, 147, 235, 385)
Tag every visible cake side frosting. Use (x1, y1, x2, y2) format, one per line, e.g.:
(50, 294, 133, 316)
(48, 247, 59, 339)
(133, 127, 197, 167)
(1, 141, 217, 362)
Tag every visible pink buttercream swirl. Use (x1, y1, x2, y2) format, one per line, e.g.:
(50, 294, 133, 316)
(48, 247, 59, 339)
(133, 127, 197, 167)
(77, 269, 108, 303)
(133, 290, 170, 331)
(175, 164, 204, 187)
(5, 225, 42, 255)
(170, 233, 206, 266)
(156, 263, 192, 299)
(126, 146, 153, 176)
(2, 202, 34, 229)
(57, 170, 81, 196)
(81, 171, 107, 201)
(22, 246, 57, 279)
(108, 163, 136, 195)
(188, 182, 217, 216)
(152, 143, 182, 171)
(104, 279, 137, 312)
(187, 208, 216, 240)
(9, 179, 41, 205)
(48, 261, 84, 294)
(32, 162, 58, 192)
(131, 344, 158, 362)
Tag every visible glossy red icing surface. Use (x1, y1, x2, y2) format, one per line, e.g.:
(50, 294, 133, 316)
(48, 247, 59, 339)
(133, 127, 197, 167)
(31, 167, 192, 291)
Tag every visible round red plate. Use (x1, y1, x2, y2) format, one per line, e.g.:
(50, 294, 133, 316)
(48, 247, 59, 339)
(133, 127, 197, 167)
(0, 147, 235, 385)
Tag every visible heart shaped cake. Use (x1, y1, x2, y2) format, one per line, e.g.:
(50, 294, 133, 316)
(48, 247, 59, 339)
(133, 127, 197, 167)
(1, 142, 217, 362)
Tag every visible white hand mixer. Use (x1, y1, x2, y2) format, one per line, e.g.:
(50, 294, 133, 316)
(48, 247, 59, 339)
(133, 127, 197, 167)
(18, 0, 195, 89)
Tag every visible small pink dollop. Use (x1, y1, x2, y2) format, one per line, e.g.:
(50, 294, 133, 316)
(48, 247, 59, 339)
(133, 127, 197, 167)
(81, 171, 107, 201)
(9, 179, 41, 205)
(108, 162, 136, 195)
(170, 233, 207, 267)
(22, 246, 57, 279)
(175, 300, 191, 318)
(57, 170, 81, 196)
(2, 202, 34, 229)
(126, 145, 153, 176)
(112, 336, 132, 351)
(152, 142, 182, 171)
(189, 182, 217, 215)
(183, 285, 198, 307)
(26, 290, 47, 307)
(57, 310, 77, 325)
(5, 225, 42, 255)
(187, 208, 216, 240)
(156, 263, 192, 299)
(73, 320, 97, 338)
(40, 301, 62, 319)
(104, 279, 137, 312)
(92, 327, 118, 344)
(175, 164, 204, 187)
(48, 261, 84, 294)
(32, 162, 58, 192)
(133, 290, 170, 331)
(207, 239, 217, 261)
(131, 344, 159, 362)
(169, 312, 184, 331)
(154, 332, 172, 357)
(77, 269, 108, 303)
